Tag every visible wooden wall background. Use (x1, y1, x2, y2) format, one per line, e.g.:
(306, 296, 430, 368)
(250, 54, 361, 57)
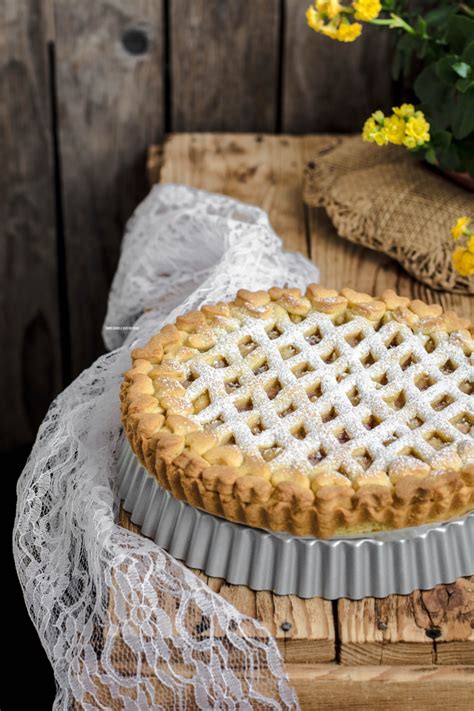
(1, 0, 394, 457)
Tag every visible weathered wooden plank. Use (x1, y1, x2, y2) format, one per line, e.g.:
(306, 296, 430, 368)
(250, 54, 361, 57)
(169, 1, 281, 132)
(157, 133, 335, 255)
(215, 580, 335, 663)
(337, 579, 474, 666)
(287, 664, 474, 711)
(283, 0, 395, 133)
(75, 659, 474, 711)
(54, 0, 165, 376)
(0, 0, 62, 449)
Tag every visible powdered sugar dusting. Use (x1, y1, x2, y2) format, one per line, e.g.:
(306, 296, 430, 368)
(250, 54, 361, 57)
(183, 306, 473, 481)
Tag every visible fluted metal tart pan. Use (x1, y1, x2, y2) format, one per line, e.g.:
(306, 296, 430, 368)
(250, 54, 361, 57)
(117, 438, 473, 599)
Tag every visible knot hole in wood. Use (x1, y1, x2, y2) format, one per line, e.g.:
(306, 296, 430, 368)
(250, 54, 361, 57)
(122, 28, 149, 55)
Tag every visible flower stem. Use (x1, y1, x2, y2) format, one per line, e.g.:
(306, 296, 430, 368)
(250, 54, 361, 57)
(460, 4, 474, 18)
(370, 13, 416, 34)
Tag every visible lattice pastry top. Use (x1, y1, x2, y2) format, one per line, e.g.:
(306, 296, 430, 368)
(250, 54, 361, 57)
(121, 285, 474, 538)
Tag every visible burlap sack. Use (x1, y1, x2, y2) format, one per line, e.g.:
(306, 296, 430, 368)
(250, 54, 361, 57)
(303, 136, 473, 294)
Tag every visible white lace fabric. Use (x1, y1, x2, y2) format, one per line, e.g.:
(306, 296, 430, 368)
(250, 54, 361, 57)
(14, 185, 319, 710)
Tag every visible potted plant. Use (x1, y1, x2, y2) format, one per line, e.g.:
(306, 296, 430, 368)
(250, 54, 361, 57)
(306, 1, 474, 185)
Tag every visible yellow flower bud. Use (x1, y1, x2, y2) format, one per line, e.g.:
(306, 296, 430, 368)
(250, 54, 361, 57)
(306, 6, 324, 31)
(373, 129, 388, 146)
(393, 103, 415, 118)
(320, 23, 339, 39)
(362, 112, 389, 145)
(404, 113, 430, 146)
(451, 216, 470, 240)
(384, 115, 405, 145)
(362, 117, 376, 142)
(353, 0, 381, 22)
(402, 134, 417, 149)
(336, 22, 362, 41)
(317, 0, 342, 18)
(452, 247, 474, 277)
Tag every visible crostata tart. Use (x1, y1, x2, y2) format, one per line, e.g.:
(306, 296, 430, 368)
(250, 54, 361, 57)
(121, 286, 474, 538)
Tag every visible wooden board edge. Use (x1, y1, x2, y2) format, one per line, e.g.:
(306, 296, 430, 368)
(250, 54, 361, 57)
(286, 663, 474, 711)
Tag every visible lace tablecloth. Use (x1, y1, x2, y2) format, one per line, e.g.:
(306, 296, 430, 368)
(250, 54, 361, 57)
(14, 184, 319, 710)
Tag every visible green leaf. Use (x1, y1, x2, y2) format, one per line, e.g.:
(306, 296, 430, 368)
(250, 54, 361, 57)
(425, 6, 457, 29)
(431, 130, 452, 150)
(456, 138, 474, 178)
(435, 142, 462, 173)
(436, 55, 462, 85)
(391, 48, 404, 81)
(461, 40, 474, 67)
(391, 32, 423, 80)
(436, 135, 474, 177)
(446, 15, 474, 54)
(451, 90, 474, 140)
(416, 17, 428, 39)
(452, 62, 471, 79)
(424, 147, 437, 165)
(415, 64, 450, 105)
(417, 41, 429, 60)
(456, 77, 474, 93)
(414, 61, 473, 134)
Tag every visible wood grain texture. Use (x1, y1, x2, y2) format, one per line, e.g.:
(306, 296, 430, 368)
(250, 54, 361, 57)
(158, 132, 336, 255)
(283, 0, 395, 132)
(54, 0, 165, 376)
(169, 1, 281, 132)
(337, 579, 474, 666)
(287, 664, 474, 711)
(0, 0, 62, 449)
(207, 579, 336, 664)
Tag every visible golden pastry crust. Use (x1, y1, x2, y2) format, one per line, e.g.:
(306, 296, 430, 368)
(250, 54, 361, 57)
(121, 286, 474, 539)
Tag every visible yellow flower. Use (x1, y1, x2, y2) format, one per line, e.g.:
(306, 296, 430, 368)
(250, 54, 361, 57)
(353, 0, 381, 21)
(362, 116, 388, 144)
(306, 2, 362, 43)
(393, 104, 415, 118)
(373, 129, 388, 146)
(361, 106, 431, 151)
(384, 115, 405, 145)
(403, 134, 417, 149)
(320, 23, 339, 39)
(404, 112, 430, 146)
(316, 0, 342, 18)
(306, 6, 324, 31)
(451, 216, 470, 240)
(362, 117, 376, 142)
(468, 235, 474, 254)
(335, 21, 362, 41)
(452, 247, 474, 278)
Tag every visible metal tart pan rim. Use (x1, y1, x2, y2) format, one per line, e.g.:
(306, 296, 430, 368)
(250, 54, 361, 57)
(117, 439, 474, 599)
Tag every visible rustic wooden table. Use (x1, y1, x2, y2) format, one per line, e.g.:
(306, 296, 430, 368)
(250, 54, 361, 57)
(119, 133, 473, 710)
